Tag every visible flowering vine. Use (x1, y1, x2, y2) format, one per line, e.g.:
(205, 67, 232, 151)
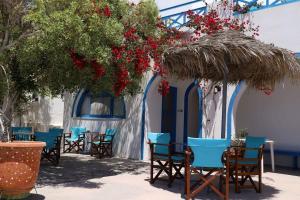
(65, 0, 259, 97)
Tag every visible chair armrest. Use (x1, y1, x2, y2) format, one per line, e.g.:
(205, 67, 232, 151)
(235, 147, 262, 151)
(148, 142, 173, 146)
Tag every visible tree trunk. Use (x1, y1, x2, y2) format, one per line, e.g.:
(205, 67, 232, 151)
(0, 91, 18, 141)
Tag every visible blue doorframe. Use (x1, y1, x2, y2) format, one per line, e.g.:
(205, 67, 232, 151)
(183, 81, 203, 144)
(161, 86, 177, 143)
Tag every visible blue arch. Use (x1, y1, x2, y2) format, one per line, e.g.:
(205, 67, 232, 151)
(140, 75, 157, 160)
(227, 81, 244, 139)
(71, 90, 82, 117)
(71, 90, 126, 119)
(183, 81, 203, 144)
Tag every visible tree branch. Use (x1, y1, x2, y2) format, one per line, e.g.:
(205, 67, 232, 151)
(0, 31, 35, 54)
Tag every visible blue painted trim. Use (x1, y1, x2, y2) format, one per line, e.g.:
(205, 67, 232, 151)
(160, 0, 203, 12)
(197, 87, 203, 138)
(161, 86, 178, 143)
(233, 0, 300, 14)
(161, 7, 206, 28)
(140, 75, 157, 160)
(160, 0, 300, 28)
(71, 89, 82, 117)
(77, 115, 125, 119)
(76, 90, 89, 117)
(183, 81, 203, 143)
(72, 90, 126, 119)
(227, 81, 244, 139)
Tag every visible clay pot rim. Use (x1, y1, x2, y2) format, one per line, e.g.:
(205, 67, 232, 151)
(0, 141, 46, 147)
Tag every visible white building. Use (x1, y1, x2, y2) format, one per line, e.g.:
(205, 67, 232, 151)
(24, 0, 300, 168)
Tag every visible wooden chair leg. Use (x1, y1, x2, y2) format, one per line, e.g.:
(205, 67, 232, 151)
(185, 150, 191, 199)
(235, 164, 240, 193)
(225, 158, 230, 200)
(150, 157, 154, 184)
(168, 160, 173, 187)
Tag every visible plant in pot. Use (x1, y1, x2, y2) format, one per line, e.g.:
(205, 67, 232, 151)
(0, 1, 46, 199)
(232, 128, 248, 147)
(0, 79, 45, 199)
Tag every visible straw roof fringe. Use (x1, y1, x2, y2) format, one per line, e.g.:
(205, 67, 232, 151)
(163, 30, 300, 89)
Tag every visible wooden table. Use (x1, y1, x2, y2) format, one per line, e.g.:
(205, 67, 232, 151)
(84, 132, 106, 153)
(234, 138, 275, 172)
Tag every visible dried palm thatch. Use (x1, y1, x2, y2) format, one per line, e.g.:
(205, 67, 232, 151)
(163, 30, 300, 89)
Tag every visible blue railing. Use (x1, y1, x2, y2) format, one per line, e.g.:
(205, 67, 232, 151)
(160, 0, 207, 28)
(160, 0, 300, 28)
(233, 0, 300, 11)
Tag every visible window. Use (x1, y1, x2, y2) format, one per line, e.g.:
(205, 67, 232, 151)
(73, 90, 126, 119)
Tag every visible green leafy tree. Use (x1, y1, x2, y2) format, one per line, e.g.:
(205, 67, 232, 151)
(0, 0, 165, 138)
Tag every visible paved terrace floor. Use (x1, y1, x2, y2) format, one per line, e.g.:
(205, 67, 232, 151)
(25, 153, 300, 200)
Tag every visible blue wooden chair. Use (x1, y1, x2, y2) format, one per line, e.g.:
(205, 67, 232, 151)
(148, 132, 185, 187)
(34, 128, 63, 165)
(231, 136, 266, 193)
(90, 128, 117, 158)
(63, 127, 86, 153)
(185, 137, 230, 200)
(11, 127, 33, 141)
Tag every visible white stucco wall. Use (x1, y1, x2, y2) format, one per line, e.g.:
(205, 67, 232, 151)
(253, 2, 300, 52)
(21, 2, 300, 165)
(17, 97, 64, 131)
(63, 72, 157, 159)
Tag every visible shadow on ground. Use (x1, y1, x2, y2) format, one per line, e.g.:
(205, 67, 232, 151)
(148, 174, 280, 200)
(23, 194, 45, 200)
(37, 153, 148, 189)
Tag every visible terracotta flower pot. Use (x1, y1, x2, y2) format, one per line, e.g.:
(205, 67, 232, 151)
(0, 141, 45, 199)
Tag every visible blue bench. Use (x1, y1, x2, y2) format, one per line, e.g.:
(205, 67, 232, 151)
(265, 149, 300, 169)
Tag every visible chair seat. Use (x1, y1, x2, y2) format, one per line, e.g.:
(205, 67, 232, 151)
(66, 138, 79, 142)
(231, 160, 257, 165)
(92, 141, 112, 145)
(155, 154, 185, 162)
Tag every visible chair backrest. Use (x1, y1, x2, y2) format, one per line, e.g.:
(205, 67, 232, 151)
(11, 127, 33, 141)
(104, 128, 117, 142)
(148, 132, 170, 155)
(244, 136, 266, 159)
(49, 128, 64, 137)
(188, 137, 230, 168)
(188, 137, 231, 146)
(70, 127, 86, 140)
(34, 131, 61, 150)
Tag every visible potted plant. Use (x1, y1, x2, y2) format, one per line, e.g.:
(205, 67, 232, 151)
(232, 128, 248, 147)
(0, 140, 45, 199)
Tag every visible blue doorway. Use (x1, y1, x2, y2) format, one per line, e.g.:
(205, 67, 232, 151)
(161, 86, 177, 142)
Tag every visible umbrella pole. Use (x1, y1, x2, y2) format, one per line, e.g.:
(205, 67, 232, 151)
(221, 78, 227, 139)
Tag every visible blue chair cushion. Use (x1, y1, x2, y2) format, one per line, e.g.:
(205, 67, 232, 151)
(188, 137, 231, 147)
(70, 127, 86, 141)
(11, 127, 33, 141)
(244, 136, 266, 159)
(148, 132, 170, 155)
(188, 137, 230, 168)
(103, 128, 117, 142)
(35, 131, 62, 150)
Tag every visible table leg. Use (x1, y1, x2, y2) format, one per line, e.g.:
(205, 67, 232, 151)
(270, 142, 275, 172)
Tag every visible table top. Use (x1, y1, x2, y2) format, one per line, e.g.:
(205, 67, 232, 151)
(235, 138, 274, 144)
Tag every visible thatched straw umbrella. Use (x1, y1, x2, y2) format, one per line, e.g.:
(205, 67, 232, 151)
(163, 30, 300, 138)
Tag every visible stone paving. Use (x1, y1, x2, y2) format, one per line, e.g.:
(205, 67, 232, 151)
(24, 153, 300, 200)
